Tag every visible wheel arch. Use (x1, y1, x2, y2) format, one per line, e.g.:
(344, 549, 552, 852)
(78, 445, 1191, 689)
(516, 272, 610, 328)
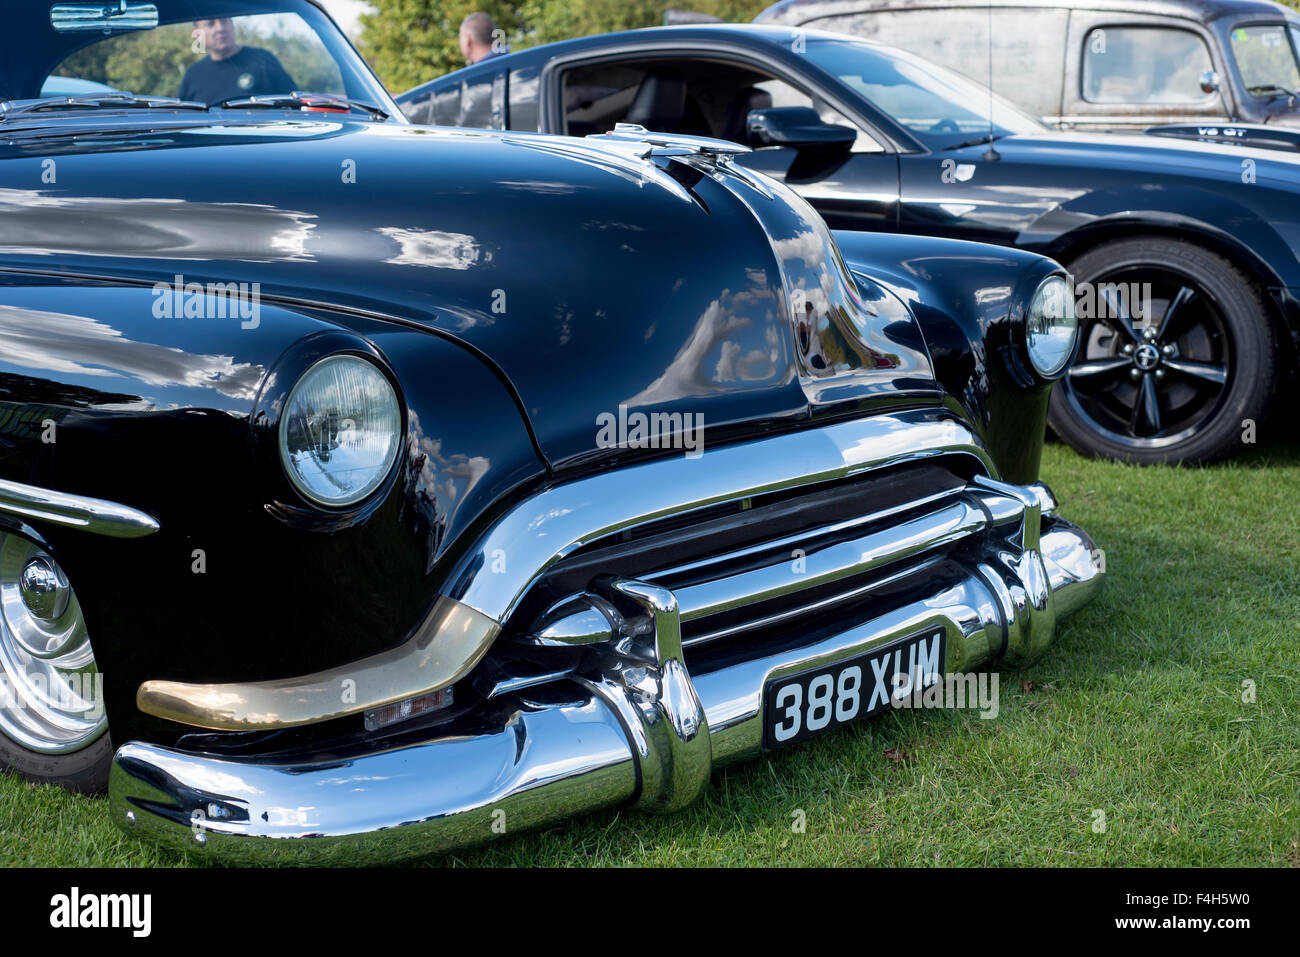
(1040, 219, 1299, 377)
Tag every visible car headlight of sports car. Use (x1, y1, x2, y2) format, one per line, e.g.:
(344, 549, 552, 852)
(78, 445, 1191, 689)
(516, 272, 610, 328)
(1025, 274, 1078, 378)
(279, 354, 402, 507)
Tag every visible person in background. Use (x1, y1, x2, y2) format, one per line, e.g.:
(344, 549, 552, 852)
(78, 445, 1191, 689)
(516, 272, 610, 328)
(459, 12, 508, 66)
(179, 17, 296, 104)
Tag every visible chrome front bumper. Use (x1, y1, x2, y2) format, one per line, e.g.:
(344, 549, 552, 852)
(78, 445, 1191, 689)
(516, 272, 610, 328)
(110, 500, 1103, 865)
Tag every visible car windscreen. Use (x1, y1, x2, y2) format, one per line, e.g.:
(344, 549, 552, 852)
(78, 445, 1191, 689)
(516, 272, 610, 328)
(3, 0, 394, 110)
(1229, 23, 1300, 97)
(801, 36, 1045, 149)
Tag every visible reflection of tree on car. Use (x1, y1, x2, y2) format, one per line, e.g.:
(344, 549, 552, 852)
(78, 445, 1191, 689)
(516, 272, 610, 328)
(179, 17, 295, 103)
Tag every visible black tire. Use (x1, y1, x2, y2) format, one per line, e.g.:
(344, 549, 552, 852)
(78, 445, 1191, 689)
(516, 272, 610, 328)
(1049, 237, 1277, 465)
(0, 729, 112, 794)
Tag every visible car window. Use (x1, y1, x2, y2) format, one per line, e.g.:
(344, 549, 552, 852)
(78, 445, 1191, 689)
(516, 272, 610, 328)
(1229, 24, 1300, 96)
(561, 57, 881, 152)
(460, 73, 496, 128)
(810, 7, 1068, 120)
(403, 75, 505, 129)
(749, 78, 881, 152)
(1081, 26, 1215, 105)
(802, 38, 1043, 148)
(427, 86, 458, 125)
(401, 88, 435, 124)
(51, 13, 343, 103)
(508, 64, 540, 131)
(563, 61, 686, 137)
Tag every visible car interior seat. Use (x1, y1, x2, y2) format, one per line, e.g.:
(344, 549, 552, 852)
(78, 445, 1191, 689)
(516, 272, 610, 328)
(723, 85, 775, 144)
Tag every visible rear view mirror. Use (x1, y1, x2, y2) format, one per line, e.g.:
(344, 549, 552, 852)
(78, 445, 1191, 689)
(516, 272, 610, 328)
(50, 2, 158, 34)
(746, 106, 857, 150)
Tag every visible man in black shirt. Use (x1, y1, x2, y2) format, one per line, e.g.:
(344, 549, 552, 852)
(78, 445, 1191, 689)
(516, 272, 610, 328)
(178, 17, 296, 104)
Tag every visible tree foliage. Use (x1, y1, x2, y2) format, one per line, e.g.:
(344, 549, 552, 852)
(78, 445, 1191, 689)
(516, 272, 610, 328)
(358, 0, 525, 93)
(359, 0, 773, 93)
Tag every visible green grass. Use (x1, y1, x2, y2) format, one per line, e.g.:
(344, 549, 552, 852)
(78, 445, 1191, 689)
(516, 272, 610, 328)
(3, 439, 1298, 867)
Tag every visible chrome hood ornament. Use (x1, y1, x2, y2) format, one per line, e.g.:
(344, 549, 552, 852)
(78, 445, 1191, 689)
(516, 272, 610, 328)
(586, 123, 771, 198)
(587, 122, 753, 161)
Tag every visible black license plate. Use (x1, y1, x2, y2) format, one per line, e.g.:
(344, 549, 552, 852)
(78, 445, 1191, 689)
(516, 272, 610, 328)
(763, 629, 946, 749)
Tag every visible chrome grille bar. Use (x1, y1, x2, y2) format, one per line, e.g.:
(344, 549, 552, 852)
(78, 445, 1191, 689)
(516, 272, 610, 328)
(446, 409, 995, 625)
(669, 498, 987, 629)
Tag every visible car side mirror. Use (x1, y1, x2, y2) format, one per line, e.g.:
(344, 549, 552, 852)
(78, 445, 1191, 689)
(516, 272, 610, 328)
(746, 107, 857, 150)
(1199, 71, 1221, 95)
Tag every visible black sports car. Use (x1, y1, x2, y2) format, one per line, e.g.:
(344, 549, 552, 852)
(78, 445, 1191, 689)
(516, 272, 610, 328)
(399, 23, 1300, 466)
(0, 1, 1101, 863)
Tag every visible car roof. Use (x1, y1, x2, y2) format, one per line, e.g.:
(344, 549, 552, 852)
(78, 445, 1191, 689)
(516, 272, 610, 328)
(484, 22, 862, 63)
(400, 23, 913, 99)
(756, 0, 1300, 27)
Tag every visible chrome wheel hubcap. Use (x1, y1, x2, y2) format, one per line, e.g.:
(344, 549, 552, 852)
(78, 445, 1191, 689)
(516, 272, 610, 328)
(0, 532, 105, 754)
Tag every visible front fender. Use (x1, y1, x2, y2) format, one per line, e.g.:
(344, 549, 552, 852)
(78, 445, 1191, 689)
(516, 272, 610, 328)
(832, 230, 1064, 484)
(1026, 183, 1300, 291)
(0, 280, 546, 746)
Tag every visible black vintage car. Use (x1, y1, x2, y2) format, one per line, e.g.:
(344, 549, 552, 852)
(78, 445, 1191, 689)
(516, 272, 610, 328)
(0, 1, 1102, 863)
(399, 23, 1300, 466)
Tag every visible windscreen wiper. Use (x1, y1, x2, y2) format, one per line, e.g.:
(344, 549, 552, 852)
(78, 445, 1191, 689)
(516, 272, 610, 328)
(942, 133, 1004, 151)
(216, 92, 390, 121)
(0, 93, 208, 118)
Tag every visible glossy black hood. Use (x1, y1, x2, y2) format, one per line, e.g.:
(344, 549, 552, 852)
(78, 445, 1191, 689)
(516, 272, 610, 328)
(0, 117, 944, 468)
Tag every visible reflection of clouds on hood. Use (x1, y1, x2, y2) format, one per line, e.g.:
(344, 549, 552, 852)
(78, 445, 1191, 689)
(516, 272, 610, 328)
(623, 283, 779, 406)
(0, 188, 317, 263)
(435, 303, 495, 332)
(975, 285, 1012, 305)
(770, 229, 826, 270)
(378, 227, 484, 269)
(773, 227, 839, 326)
(496, 180, 582, 195)
(582, 220, 646, 232)
(715, 341, 775, 383)
(0, 305, 264, 401)
(406, 410, 490, 505)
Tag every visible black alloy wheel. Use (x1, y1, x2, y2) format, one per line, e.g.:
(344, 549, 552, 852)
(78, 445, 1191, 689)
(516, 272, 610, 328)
(1049, 238, 1277, 465)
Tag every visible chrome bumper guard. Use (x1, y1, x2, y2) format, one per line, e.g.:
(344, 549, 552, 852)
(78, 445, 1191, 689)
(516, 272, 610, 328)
(109, 477, 1103, 865)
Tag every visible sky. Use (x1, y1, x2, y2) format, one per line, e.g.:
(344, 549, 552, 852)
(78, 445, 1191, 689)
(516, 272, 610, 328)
(316, 0, 374, 37)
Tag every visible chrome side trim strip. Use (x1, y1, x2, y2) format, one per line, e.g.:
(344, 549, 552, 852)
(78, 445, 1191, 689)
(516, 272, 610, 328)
(0, 477, 160, 538)
(444, 409, 996, 625)
(1047, 114, 1227, 126)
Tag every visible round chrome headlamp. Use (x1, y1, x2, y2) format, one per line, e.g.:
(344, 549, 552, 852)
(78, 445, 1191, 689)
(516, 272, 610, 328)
(1025, 275, 1078, 378)
(279, 355, 401, 507)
